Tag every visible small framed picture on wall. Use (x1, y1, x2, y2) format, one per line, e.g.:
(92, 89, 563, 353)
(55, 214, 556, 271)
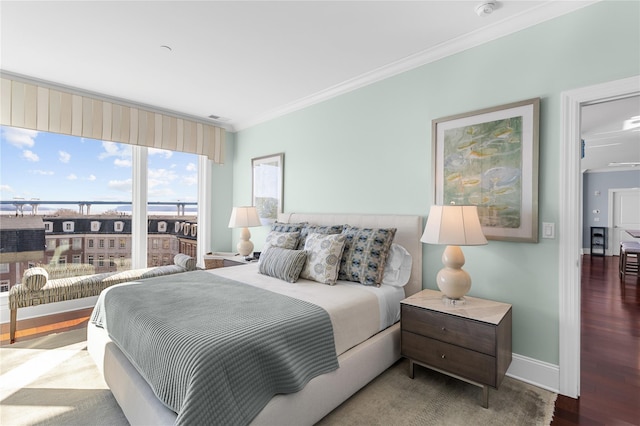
(252, 153, 284, 225)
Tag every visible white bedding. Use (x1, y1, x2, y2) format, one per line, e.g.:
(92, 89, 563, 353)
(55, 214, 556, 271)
(208, 263, 405, 356)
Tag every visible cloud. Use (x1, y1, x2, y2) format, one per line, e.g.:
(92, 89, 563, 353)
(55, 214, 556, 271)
(0, 184, 14, 193)
(148, 168, 178, 188)
(59, 150, 71, 163)
(149, 148, 173, 159)
(2, 127, 38, 148)
(67, 174, 78, 180)
(181, 174, 198, 186)
(108, 178, 132, 192)
(87, 174, 96, 181)
(29, 170, 54, 175)
(114, 158, 132, 167)
(99, 141, 131, 160)
(22, 150, 39, 162)
(186, 163, 197, 171)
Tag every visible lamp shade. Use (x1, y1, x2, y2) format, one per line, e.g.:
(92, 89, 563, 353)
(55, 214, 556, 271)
(421, 205, 487, 246)
(228, 206, 262, 228)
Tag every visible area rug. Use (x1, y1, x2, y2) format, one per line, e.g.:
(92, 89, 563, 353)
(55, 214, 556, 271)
(1, 328, 556, 425)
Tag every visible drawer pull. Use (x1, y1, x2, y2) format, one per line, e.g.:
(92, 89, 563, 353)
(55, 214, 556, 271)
(441, 327, 446, 332)
(441, 354, 446, 359)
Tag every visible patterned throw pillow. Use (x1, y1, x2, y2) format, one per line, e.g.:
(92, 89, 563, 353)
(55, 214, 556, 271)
(338, 226, 397, 287)
(264, 231, 300, 250)
(271, 222, 306, 233)
(300, 233, 347, 285)
(259, 247, 308, 283)
(296, 224, 344, 250)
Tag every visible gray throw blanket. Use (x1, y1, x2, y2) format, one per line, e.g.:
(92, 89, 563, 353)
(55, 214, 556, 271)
(91, 270, 338, 425)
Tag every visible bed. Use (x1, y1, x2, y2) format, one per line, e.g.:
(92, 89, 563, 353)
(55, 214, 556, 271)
(87, 213, 423, 425)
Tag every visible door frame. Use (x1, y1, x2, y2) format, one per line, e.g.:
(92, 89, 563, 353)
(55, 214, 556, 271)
(559, 75, 640, 397)
(608, 188, 640, 255)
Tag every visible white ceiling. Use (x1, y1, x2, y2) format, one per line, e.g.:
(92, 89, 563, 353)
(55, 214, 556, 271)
(1, 0, 637, 171)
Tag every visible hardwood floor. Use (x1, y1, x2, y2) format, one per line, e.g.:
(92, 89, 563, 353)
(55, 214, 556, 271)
(551, 255, 640, 425)
(2, 255, 638, 424)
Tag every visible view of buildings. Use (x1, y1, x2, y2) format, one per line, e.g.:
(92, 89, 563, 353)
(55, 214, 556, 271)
(1, 124, 202, 292)
(0, 208, 198, 292)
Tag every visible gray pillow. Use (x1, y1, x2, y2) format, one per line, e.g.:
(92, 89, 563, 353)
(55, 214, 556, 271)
(259, 247, 308, 283)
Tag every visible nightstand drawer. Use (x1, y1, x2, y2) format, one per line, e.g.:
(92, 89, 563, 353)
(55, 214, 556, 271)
(402, 330, 497, 386)
(401, 304, 496, 356)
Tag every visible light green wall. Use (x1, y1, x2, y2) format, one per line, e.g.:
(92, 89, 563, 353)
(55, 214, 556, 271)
(226, 1, 640, 364)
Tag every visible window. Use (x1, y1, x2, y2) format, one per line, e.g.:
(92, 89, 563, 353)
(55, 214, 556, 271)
(0, 280, 9, 293)
(163, 239, 170, 249)
(109, 255, 115, 267)
(0, 263, 8, 273)
(57, 256, 67, 265)
(109, 239, 115, 249)
(72, 238, 82, 250)
(87, 255, 94, 265)
(73, 255, 81, 264)
(152, 255, 159, 266)
(59, 239, 70, 249)
(98, 255, 104, 267)
(152, 239, 159, 250)
(1, 125, 207, 281)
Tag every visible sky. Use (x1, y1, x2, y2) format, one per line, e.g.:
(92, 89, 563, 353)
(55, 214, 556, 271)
(0, 126, 199, 214)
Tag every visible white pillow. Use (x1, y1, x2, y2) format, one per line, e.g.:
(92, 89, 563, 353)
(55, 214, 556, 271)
(382, 244, 412, 287)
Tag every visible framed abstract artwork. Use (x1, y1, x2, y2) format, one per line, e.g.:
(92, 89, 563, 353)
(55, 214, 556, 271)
(252, 153, 284, 225)
(433, 98, 540, 242)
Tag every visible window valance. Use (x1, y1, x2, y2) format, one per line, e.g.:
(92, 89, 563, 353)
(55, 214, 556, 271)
(0, 75, 224, 163)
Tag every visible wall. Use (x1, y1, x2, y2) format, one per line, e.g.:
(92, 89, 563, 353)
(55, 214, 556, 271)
(582, 169, 640, 250)
(227, 1, 640, 368)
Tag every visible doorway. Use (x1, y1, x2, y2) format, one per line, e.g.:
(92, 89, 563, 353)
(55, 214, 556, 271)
(609, 188, 640, 255)
(559, 75, 640, 398)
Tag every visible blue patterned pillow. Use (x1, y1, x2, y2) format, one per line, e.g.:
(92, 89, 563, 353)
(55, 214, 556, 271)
(296, 224, 344, 250)
(259, 247, 308, 283)
(339, 226, 397, 287)
(271, 222, 306, 233)
(300, 233, 347, 285)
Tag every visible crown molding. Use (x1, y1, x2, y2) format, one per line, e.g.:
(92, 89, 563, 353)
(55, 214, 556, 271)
(234, 0, 599, 131)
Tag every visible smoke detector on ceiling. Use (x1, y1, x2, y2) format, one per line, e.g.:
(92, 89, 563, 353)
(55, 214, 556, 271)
(475, 1, 497, 17)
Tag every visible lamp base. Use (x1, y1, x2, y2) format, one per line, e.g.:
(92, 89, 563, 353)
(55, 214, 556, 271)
(237, 227, 254, 257)
(436, 245, 472, 299)
(441, 295, 467, 306)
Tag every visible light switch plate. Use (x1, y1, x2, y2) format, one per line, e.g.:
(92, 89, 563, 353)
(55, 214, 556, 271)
(542, 222, 555, 239)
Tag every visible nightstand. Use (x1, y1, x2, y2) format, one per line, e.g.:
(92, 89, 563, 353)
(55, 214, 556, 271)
(401, 289, 512, 408)
(204, 253, 250, 269)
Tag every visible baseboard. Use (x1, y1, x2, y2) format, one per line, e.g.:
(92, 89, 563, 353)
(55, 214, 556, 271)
(507, 353, 560, 394)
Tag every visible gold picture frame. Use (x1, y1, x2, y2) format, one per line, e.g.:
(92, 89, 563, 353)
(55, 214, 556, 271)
(433, 98, 540, 242)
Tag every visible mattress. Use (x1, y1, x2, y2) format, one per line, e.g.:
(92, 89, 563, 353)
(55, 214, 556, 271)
(208, 263, 406, 355)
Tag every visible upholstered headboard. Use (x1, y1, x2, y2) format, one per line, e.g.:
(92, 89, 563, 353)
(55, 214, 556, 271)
(277, 213, 423, 297)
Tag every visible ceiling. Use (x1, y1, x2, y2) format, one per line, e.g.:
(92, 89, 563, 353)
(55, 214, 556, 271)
(1, 1, 637, 171)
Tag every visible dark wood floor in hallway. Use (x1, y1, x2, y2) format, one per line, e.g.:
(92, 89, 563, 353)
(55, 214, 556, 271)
(551, 255, 640, 425)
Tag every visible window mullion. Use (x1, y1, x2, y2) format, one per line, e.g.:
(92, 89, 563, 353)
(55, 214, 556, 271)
(132, 146, 148, 269)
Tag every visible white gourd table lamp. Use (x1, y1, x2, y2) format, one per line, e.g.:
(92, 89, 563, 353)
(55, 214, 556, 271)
(421, 204, 487, 304)
(228, 206, 262, 257)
